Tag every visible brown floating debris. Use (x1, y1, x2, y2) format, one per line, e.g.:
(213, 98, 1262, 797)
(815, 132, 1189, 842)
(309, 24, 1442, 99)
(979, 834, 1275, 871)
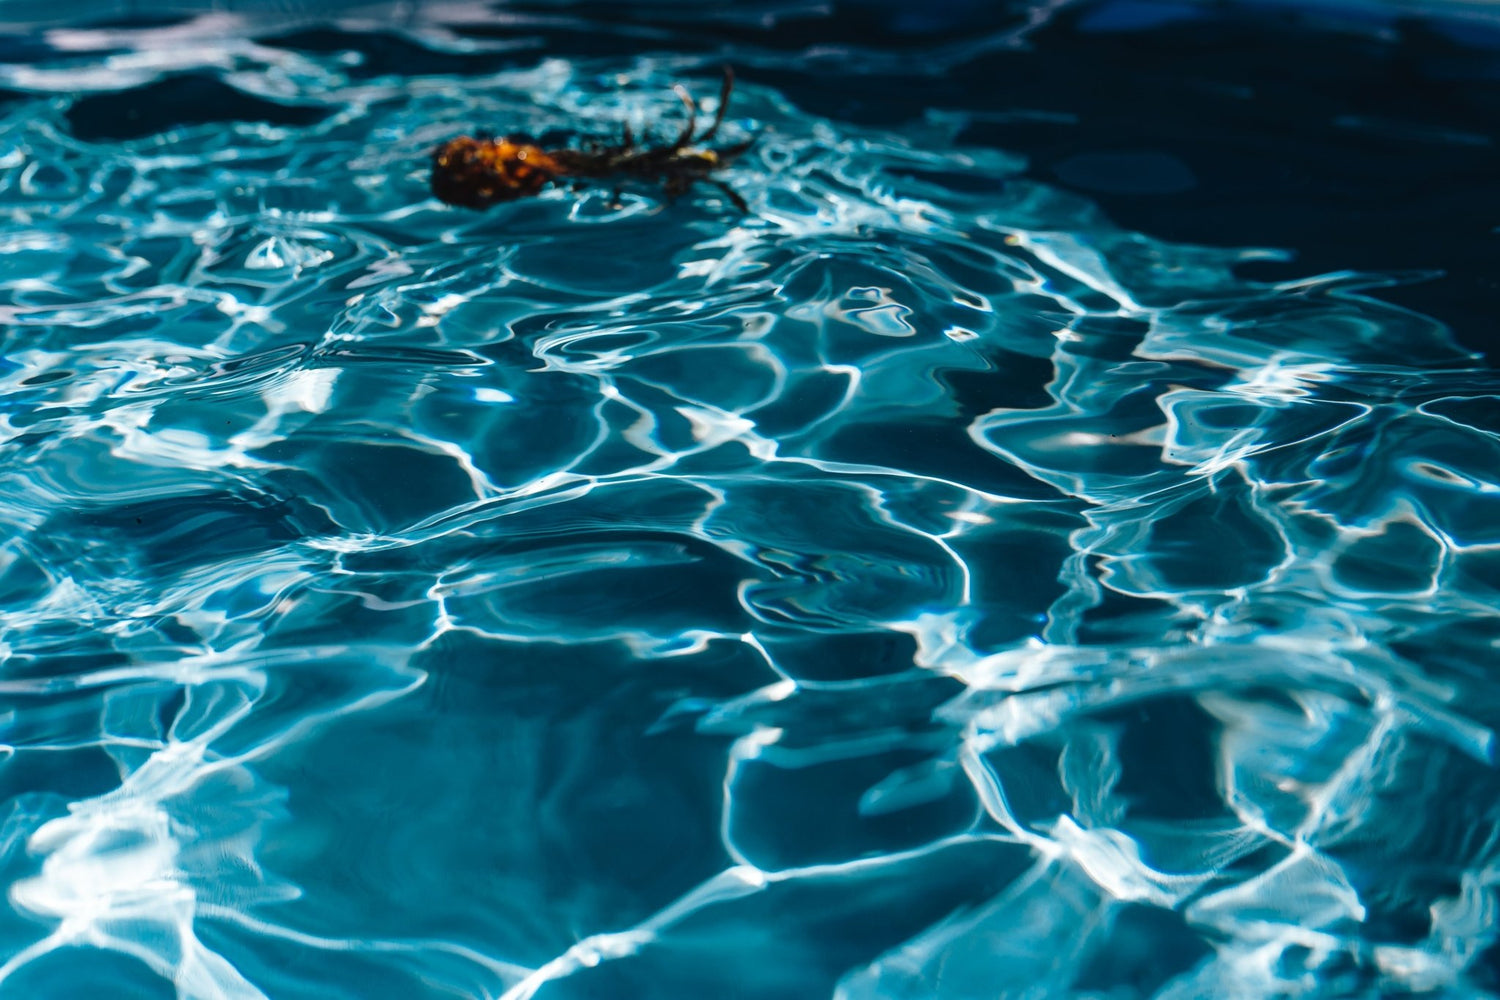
(430, 67, 754, 213)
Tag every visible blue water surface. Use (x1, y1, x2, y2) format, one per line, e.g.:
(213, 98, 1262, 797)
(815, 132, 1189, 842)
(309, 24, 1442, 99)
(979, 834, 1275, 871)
(2, 1, 1500, 997)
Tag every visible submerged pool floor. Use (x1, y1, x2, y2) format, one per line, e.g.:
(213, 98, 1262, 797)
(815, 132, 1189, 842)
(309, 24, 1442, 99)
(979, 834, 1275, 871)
(1, 2, 1499, 997)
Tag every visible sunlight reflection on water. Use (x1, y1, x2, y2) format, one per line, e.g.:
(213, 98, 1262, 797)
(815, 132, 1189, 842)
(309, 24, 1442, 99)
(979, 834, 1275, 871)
(1, 10, 1499, 1000)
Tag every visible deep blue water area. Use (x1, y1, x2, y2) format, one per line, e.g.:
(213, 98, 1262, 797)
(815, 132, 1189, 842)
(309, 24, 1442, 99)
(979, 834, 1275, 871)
(2, 0, 1500, 997)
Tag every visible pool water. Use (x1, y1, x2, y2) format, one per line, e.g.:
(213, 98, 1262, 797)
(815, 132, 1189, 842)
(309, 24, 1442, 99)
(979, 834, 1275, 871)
(2, 1, 1500, 997)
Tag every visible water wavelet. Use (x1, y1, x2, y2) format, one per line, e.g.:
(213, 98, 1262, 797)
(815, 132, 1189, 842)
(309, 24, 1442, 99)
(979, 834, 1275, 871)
(0, 18, 1498, 1000)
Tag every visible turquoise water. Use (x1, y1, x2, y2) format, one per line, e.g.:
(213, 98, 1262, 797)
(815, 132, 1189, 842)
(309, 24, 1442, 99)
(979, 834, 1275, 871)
(3, 3, 1500, 998)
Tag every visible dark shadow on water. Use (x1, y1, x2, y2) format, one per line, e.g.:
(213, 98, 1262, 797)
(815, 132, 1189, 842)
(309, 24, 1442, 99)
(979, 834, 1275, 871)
(406, 0, 1500, 364)
(67, 73, 331, 140)
(86, 0, 1492, 361)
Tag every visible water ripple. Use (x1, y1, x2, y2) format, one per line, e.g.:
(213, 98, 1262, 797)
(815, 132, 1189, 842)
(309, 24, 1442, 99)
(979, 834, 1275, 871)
(0, 14, 1498, 1000)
